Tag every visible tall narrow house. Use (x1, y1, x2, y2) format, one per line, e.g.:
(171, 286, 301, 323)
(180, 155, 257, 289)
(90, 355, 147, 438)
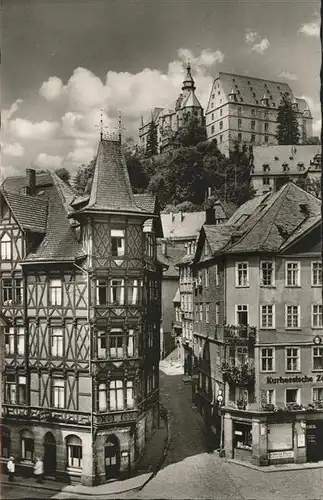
(0, 139, 163, 485)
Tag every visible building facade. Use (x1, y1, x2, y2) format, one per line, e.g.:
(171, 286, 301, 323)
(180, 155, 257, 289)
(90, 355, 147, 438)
(0, 139, 162, 485)
(205, 73, 313, 155)
(139, 64, 204, 154)
(251, 145, 321, 196)
(192, 183, 323, 466)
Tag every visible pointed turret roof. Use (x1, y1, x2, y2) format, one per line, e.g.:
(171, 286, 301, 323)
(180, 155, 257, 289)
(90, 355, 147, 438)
(182, 63, 196, 93)
(79, 139, 153, 216)
(181, 90, 202, 109)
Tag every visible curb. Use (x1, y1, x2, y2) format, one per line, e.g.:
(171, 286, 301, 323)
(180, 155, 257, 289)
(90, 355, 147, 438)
(228, 458, 323, 473)
(2, 406, 172, 498)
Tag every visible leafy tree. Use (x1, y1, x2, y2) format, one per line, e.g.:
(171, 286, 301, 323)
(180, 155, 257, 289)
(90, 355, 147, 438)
(305, 136, 321, 145)
(172, 114, 207, 148)
(276, 95, 300, 145)
(145, 120, 158, 157)
(125, 153, 149, 193)
(296, 176, 321, 198)
(73, 159, 95, 195)
(163, 201, 201, 213)
(55, 167, 71, 184)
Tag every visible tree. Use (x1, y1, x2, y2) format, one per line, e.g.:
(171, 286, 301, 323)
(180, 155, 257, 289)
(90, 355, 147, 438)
(296, 176, 321, 198)
(172, 114, 207, 148)
(125, 153, 149, 193)
(55, 167, 71, 184)
(73, 159, 96, 195)
(145, 121, 158, 157)
(305, 136, 321, 145)
(276, 95, 300, 145)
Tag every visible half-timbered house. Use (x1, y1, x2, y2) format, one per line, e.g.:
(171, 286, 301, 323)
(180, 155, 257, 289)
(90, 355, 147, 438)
(0, 139, 163, 485)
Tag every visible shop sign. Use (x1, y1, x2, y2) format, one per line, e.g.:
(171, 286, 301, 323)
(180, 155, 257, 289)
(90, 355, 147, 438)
(268, 450, 294, 460)
(266, 375, 315, 384)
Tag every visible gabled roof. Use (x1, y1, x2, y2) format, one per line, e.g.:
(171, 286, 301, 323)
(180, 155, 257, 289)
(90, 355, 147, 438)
(226, 193, 269, 227)
(1, 190, 48, 233)
(161, 211, 205, 240)
(279, 214, 321, 252)
(203, 225, 235, 255)
(252, 145, 321, 177)
(82, 139, 152, 215)
(1, 172, 53, 194)
(226, 182, 321, 254)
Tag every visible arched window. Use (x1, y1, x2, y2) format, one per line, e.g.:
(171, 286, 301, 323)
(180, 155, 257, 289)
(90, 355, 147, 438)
(66, 435, 82, 469)
(0, 233, 11, 260)
(0, 427, 10, 458)
(21, 429, 34, 461)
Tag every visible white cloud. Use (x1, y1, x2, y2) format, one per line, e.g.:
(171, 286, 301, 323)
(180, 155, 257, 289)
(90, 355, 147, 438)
(9, 118, 59, 141)
(2, 99, 23, 124)
(299, 15, 320, 37)
(36, 153, 63, 168)
(2, 142, 25, 157)
(278, 71, 298, 81)
(65, 146, 95, 166)
(39, 76, 64, 100)
(245, 30, 270, 55)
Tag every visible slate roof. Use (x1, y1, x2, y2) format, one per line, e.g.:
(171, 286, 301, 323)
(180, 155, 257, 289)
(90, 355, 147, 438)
(1, 172, 52, 194)
(252, 145, 321, 177)
(226, 182, 321, 254)
(203, 225, 235, 255)
(134, 193, 157, 232)
(181, 90, 202, 109)
(279, 214, 321, 252)
(83, 140, 152, 215)
(1, 190, 48, 233)
(157, 243, 184, 278)
(161, 211, 205, 240)
(226, 193, 270, 227)
(218, 72, 294, 108)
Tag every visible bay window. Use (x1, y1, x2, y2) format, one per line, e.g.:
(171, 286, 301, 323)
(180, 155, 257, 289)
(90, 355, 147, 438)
(110, 328, 124, 358)
(98, 383, 107, 412)
(111, 279, 124, 305)
(128, 279, 139, 305)
(6, 374, 16, 403)
(109, 380, 124, 411)
(111, 229, 125, 257)
(98, 330, 106, 358)
(127, 329, 134, 356)
(126, 380, 134, 408)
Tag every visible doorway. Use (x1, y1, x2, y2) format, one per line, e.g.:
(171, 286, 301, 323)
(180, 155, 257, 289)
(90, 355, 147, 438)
(306, 422, 323, 462)
(105, 435, 120, 480)
(44, 432, 56, 477)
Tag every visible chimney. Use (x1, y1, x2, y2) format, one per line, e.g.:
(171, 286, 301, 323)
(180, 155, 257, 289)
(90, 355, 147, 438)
(205, 193, 216, 225)
(161, 240, 167, 257)
(26, 168, 36, 196)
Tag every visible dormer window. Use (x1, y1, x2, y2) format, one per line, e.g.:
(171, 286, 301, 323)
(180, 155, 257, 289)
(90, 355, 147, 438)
(274, 156, 279, 161)
(282, 163, 289, 172)
(263, 164, 270, 172)
(111, 229, 125, 257)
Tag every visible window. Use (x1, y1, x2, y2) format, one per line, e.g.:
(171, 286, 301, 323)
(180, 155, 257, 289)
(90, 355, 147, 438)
(265, 136, 268, 143)
(286, 347, 300, 371)
(205, 304, 210, 323)
(5, 327, 15, 355)
(200, 304, 203, 321)
(0, 233, 11, 260)
(126, 380, 134, 408)
(285, 305, 300, 328)
(215, 303, 220, 325)
(211, 113, 214, 120)
(312, 262, 322, 286)
(195, 304, 199, 322)
(6, 374, 16, 403)
(313, 387, 323, 401)
(251, 109, 255, 116)
(111, 229, 125, 257)
(236, 262, 249, 287)
(66, 435, 82, 469)
(51, 327, 63, 357)
(220, 134, 223, 143)
(128, 279, 139, 305)
(109, 380, 124, 411)
(52, 379, 65, 408)
(238, 119, 242, 128)
(21, 430, 34, 462)
(236, 304, 248, 326)
(285, 388, 300, 404)
(251, 120, 255, 130)
(261, 348, 275, 371)
(110, 279, 124, 305)
(98, 383, 107, 411)
(265, 122, 269, 132)
(205, 268, 209, 287)
(49, 279, 62, 306)
(238, 133, 242, 142)
(251, 134, 255, 143)
(2, 278, 23, 306)
(145, 233, 154, 259)
(219, 121, 223, 130)
(285, 262, 300, 286)
(127, 329, 134, 357)
(266, 389, 275, 405)
(204, 243, 209, 256)
(312, 305, 323, 328)
(215, 264, 220, 286)
(313, 347, 323, 370)
(97, 330, 106, 358)
(110, 328, 124, 358)
(238, 107, 242, 115)
(211, 125, 215, 134)
(260, 305, 275, 328)
(17, 327, 24, 355)
(97, 279, 108, 305)
(260, 261, 274, 286)
(237, 346, 248, 366)
(1, 427, 10, 458)
(263, 177, 270, 185)
(220, 108, 223, 116)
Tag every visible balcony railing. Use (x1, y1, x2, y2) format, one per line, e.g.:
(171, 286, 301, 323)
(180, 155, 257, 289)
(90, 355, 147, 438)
(215, 325, 257, 345)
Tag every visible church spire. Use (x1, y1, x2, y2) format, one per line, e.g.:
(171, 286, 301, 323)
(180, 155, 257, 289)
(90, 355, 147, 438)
(182, 62, 196, 93)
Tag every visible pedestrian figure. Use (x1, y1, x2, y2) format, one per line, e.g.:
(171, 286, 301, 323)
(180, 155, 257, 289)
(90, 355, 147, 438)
(7, 457, 15, 482)
(34, 457, 44, 483)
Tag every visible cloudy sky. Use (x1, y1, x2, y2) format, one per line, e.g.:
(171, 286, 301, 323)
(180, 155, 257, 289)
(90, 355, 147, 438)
(1, 0, 321, 179)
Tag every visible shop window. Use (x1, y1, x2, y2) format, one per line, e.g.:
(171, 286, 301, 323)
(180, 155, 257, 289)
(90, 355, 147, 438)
(66, 435, 82, 469)
(111, 229, 125, 257)
(234, 423, 252, 451)
(21, 430, 34, 462)
(267, 423, 292, 451)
